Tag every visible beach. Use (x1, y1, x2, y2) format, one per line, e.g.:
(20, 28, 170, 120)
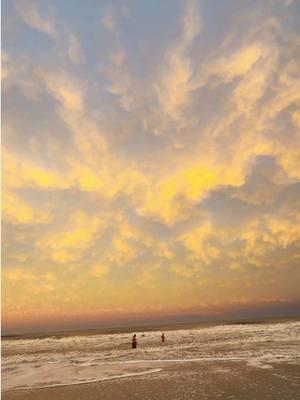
(3, 363, 300, 400)
(2, 320, 300, 399)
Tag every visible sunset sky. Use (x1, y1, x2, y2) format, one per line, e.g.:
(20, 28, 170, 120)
(2, 0, 300, 334)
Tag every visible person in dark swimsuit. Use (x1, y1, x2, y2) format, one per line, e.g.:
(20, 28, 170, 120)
(161, 332, 165, 343)
(132, 334, 137, 349)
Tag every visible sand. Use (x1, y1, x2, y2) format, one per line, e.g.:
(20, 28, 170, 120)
(3, 362, 299, 400)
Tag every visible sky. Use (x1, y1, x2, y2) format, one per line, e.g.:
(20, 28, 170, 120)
(2, 0, 300, 334)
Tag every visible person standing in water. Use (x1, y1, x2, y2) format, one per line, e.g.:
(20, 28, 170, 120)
(132, 334, 137, 349)
(161, 332, 165, 343)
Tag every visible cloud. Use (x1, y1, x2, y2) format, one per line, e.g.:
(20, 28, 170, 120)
(3, 148, 69, 191)
(101, 4, 117, 31)
(90, 264, 109, 278)
(3, 191, 51, 224)
(2, 0, 300, 330)
(179, 220, 220, 263)
(210, 43, 265, 82)
(68, 34, 85, 64)
(15, 0, 56, 38)
(36, 212, 104, 263)
(156, 0, 202, 120)
(39, 69, 84, 113)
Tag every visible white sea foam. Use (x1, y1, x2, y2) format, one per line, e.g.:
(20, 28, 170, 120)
(14, 368, 163, 391)
(2, 321, 300, 391)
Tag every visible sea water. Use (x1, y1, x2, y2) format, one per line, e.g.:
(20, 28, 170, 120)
(2, 320, 300, 391)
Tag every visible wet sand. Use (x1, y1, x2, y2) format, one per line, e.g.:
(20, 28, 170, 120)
(3, 362, 299, 400)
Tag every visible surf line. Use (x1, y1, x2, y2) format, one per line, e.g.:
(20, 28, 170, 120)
(14, 368, 163, 391)
(89, 357, 242, 366)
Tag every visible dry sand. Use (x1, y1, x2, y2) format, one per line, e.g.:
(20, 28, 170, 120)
(3, 362, 299, 400)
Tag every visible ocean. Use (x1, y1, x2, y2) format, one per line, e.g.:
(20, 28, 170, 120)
(2, 318, 300, 399)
